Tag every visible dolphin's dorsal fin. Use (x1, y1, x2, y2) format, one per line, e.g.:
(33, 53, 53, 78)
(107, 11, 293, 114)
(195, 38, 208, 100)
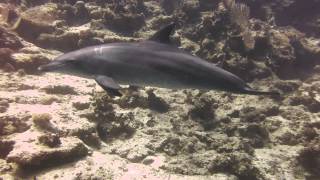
(149, 23, 176, 44)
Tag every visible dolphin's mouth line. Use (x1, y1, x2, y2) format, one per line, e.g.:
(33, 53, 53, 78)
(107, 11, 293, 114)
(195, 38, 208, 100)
(38, 62, 65, 72)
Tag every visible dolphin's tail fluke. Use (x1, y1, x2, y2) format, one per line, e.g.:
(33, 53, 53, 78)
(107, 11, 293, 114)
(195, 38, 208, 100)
(242, 87, 280, 96)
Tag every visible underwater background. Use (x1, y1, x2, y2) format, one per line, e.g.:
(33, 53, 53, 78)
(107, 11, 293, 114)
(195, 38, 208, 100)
(0, 0, 320, 179)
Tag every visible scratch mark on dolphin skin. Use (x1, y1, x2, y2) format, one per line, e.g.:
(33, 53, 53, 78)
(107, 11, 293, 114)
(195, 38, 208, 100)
(94, 46, 113, 56)
(99, 47, 103, 55)
(94, 47, 106, 56)
(94, 47, 99, 55)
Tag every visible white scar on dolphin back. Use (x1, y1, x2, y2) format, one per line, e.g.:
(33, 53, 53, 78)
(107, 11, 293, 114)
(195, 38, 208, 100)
(94, 46, 115, 56)
(94, 47, 105, 56)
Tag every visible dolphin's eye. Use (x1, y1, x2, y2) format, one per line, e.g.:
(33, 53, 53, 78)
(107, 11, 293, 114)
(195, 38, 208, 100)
(65, 59, 77, 64)
(65, 59, 85, 70)
(65, 59, 80, 66)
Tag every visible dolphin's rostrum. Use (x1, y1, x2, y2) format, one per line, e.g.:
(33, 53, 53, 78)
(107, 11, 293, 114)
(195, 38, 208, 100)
(38, 23, 279, 97)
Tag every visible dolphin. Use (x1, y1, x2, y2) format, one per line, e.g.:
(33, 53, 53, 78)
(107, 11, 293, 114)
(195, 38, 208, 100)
(38, 23, 279, 97)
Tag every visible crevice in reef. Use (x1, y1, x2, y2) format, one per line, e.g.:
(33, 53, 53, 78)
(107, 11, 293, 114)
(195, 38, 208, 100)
(0, 140, 14, 159)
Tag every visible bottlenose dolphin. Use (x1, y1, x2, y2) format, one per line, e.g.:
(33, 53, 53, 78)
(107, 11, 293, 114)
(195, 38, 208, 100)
(38, 23, 279, 96)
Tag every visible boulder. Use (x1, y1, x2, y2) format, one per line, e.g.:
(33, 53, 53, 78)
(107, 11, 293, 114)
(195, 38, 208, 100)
(7, 136, 88, 167)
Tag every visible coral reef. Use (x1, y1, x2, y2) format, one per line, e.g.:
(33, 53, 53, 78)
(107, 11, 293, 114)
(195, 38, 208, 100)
(6, 136, 88, 167)
(0, 115, 31, 136)
(297, 138, 320, 179)
(0, 0, 319, 179)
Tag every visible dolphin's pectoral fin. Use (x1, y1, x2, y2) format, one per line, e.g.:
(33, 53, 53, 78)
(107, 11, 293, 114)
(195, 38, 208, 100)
(105, 88, 122, 97)
(95, 75, 122, 96)
(149, 23, 176, 44)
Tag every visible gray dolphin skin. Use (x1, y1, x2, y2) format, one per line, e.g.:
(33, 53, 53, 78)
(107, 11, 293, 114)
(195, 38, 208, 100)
(38, 23, 279, 97)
